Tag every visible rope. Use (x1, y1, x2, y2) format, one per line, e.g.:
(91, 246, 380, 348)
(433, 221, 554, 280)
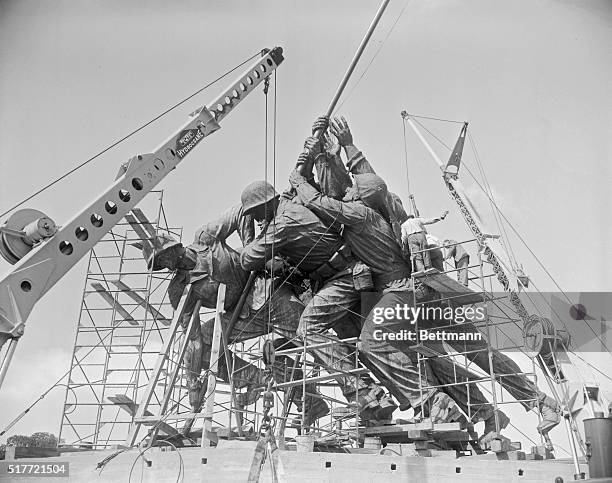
(1, 272, 168, 440)
(411, 117, 453, 151)
(408, 117, 612, 436)
(333, 0, 411, 114)
(411, 117, 612, 356)
(466, 150, 612, 356)
(407, 113, 465, 124)
(269, 70, 278, 344)
(0, 382, 74, 438)
(0, 51, 262, 219)
(467, 131, 519, 269)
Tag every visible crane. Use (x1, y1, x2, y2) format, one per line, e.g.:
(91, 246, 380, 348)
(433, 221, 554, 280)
(402, 111, 587, 474)
(0, 47, 284, 388)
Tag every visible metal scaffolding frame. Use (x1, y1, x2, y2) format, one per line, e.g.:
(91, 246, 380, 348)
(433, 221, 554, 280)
(58, 191, 185, 448)
(409, 238, 542, 442)
(56, 200, 546, 451)
(56, 213, 554, 452)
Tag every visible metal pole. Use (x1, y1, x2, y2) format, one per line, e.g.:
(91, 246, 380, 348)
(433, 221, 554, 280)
(297, 0, 390, 180)
(320, 0, 391, 125)
(405, 116, 445, 168)
(0, 338, 18, 389)
(564, 413, 584, 479)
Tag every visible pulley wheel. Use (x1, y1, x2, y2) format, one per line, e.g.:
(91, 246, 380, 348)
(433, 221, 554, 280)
(523, 315, 545, 358)
(0, 209, 50, 264)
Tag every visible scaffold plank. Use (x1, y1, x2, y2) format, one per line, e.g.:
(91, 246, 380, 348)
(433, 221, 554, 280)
(366, 421, 461, 434)
(365, 421, 472, 444)
(415, 269, 484, 305)
(124, 212, 153, 251)
(90, 282, 138, 325)
(130, 208, 158, 238)
(110, 279, 170, 325)
(108, 395, 180, 438)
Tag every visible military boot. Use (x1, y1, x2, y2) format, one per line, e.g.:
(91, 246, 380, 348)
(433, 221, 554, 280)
(427, 392, 463, 423)
(479, 409, 510, 446)
(236, 387, 263, 407)
(415, 392, 467, 425)
(292, 386, 330, 429)
(348, 384, 398, 425)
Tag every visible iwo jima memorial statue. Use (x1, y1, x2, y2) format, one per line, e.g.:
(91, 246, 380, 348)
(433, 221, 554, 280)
(0, 1, 610, 481)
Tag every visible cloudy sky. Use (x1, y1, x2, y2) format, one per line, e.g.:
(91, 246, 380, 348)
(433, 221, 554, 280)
(1, 0, 611, 453)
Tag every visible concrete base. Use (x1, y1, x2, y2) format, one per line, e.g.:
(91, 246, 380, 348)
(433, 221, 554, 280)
(0, 440, 589, 482)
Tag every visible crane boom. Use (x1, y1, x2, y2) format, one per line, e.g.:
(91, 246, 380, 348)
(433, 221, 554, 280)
(0, 47, 284, 386)
(404, 114, 569, 380)
(403, 115, 529, 317)
(404, 114, 587, 462)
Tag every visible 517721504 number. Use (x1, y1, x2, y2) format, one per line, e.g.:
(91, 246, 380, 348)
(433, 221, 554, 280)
(1, 462, 69, 478)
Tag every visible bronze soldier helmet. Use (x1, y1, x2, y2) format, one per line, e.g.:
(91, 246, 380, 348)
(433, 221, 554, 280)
(241, 180, 279, 214)
(353, 173, 388, 210)
(145, 233, 184, 271)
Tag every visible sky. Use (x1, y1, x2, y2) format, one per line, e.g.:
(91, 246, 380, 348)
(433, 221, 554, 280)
(0, 0, 611, 454)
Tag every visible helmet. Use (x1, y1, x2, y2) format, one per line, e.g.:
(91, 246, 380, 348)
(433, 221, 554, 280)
(241, 181, 279, 214)
(146, 233, 183, 271)
(354, 173, 387, 209)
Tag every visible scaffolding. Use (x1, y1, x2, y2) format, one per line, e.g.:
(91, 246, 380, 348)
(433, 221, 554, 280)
(409, 238, 542, 447)
(124, 278, 366, 448)
(56, 195, 552, 452)
(58, 217, 554, 453)
(58, 191, 184, 448)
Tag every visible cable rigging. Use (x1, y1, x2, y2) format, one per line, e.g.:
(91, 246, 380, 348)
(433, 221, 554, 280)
(0, 51, 263, 220)
(405, 115, 612, 360)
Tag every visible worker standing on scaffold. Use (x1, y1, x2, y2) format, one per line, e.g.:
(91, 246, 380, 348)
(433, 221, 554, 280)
(443, 238, 470, 286)
(401, 212, 448, 273)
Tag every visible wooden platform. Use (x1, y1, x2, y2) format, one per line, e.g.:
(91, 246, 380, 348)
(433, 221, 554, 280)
(365, 421, 469, 443)
(414, 268, 484, 306)
(363, 420, 480, 455)
(108, 394, 182, 442)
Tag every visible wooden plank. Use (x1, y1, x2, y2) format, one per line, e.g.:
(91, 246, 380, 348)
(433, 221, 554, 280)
(124, 212, 153, 242)
(135, 413, 206, 423)
(125, 287, 194, 446)
(91, 282, 138, 325)
(130, 208, 158, 238)
(108, 395, 180, 437)
(108, 394, 142, 417)
(202, 284, 226, 448)
(110, 279, 170, 326)
(415, 269, 483, 305)
(365, 421, 462, 436)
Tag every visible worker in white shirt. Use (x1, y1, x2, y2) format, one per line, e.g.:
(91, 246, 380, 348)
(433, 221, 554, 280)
(400, 211, 448, 272)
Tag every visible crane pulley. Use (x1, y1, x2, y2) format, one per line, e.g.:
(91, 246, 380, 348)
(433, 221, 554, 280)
(0, 209, 58, 264)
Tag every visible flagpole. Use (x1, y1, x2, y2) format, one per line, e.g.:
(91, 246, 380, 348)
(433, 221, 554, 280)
(314, 0, 391, 137)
